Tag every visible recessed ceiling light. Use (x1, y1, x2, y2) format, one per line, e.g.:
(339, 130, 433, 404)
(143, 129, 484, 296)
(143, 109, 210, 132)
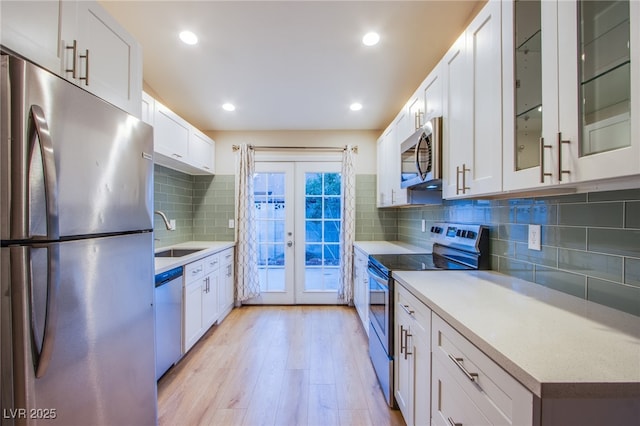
(350, 103, 363, 111)
(222, 103, 236, 112)
(362, 32, 380, 46)
(179, 30, 198, 45)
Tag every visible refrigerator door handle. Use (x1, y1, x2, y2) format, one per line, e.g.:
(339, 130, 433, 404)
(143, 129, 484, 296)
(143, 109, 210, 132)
(33, 243, 60, 377)
(27, 105, 60, 240)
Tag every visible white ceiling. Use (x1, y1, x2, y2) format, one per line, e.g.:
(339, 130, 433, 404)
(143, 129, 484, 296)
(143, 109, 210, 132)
(100, 0, 484, 132)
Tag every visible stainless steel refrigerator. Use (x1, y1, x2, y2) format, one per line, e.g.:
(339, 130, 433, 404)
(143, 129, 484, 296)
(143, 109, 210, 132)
(1, 53, 157, 425)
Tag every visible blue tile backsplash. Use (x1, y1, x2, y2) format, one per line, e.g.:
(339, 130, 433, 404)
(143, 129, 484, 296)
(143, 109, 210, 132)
(393, 188, 640, 316)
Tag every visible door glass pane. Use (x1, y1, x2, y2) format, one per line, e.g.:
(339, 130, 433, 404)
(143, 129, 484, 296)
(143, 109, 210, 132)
(304, 172, 341, 292)
(514, 0, 542, 171)
(579, 0, 630, 157)
(254, 172, 286, 292)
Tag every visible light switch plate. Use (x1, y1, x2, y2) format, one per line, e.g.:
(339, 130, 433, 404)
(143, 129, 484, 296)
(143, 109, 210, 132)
(228, 219, 235, 229)
(169, 219, 176, 230)
(528, 224, 541, 251)
(421, 219, 426, 232)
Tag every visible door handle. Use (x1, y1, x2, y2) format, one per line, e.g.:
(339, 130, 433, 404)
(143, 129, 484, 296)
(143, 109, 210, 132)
(287, 241, 293, 247)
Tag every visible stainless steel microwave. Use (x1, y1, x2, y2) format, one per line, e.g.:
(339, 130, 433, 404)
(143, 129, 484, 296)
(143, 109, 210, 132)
(400, 116, 442, 189)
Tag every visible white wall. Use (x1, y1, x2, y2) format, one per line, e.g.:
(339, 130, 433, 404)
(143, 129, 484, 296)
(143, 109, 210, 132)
(206, 130, 380, 175)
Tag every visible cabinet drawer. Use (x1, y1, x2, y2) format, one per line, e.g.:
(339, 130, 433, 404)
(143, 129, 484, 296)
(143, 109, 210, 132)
(432, 356, 490, 426)
(203, 253, 220, 275)
(221, 248, 234, 266)
(185, 260, 205, 284)
(396, 284, 431, 338)
(432, 314, 533, 425)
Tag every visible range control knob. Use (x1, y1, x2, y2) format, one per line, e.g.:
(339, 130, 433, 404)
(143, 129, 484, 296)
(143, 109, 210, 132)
(467, 231, 476, 239)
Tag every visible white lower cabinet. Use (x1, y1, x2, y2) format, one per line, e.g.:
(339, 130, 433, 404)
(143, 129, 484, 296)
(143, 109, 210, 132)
(395, 284, 431, 426)
(431, 314, 533, 426)
(353, 247, 369, 335)
(218, 248, 235, 322)
(183, 253, 220, 353)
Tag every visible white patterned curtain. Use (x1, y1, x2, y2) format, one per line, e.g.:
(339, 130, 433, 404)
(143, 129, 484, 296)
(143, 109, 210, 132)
(338, 145, 356, 303)
(235, 144, 260, 302)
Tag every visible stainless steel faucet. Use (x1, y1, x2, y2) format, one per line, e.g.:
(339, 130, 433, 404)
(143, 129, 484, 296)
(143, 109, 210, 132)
(154, 210, 175, 231)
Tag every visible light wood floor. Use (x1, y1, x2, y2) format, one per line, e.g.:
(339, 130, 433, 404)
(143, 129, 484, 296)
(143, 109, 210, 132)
(157, 306, 406, 426)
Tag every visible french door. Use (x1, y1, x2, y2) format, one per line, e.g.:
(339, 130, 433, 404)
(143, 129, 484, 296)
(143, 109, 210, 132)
(248, 161, 343, 305)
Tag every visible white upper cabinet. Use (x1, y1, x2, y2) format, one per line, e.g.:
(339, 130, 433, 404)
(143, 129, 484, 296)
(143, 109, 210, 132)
(154, 99, 190, 162)
(503, 0, 638, 191)
(0, 0, 63, 74)
(377, 126, 394, 207)
(1, 0, 142, 117)
(377, 119, 407, 207)
(188, 127, 215, 174)
(442, 33, 472, 198)
(60, 1, 142, 117)
(444, 0, 503, 199)
(147, 93, 215, 176)
(423, 64, 443, 120)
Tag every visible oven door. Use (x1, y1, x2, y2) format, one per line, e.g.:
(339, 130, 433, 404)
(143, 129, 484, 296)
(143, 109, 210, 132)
(368, 262, 391, 355)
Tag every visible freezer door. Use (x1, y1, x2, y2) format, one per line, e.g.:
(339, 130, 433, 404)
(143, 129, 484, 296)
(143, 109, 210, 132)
(2, 233, 157, 425)
(1, 54, 153, 240)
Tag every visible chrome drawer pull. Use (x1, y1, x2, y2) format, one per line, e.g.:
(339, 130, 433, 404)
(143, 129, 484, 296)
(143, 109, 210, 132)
(447, 417, 462, 426)
(400, 304, 415, 316)
(448, 353, 478, 383)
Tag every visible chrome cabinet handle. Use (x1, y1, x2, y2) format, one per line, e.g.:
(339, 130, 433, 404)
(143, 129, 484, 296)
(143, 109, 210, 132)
(447, 417, 462, 426)
(456, 165, 461, 194)
(79, 49, 89, 86)
(65, 40, 78, 78)
(448, 353, 478, 383)
(404, 329, 412, 360)
(558, 132, 571, 181)
(172, 153, 183, 158)
(539, 137, 552, 183)
(400, 304, 415, 316)
(461, 163, 470, 194)
(399, 325, 406, 355)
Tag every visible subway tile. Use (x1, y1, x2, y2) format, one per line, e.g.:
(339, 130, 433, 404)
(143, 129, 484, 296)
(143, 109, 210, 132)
(626, 202, 640, 229)
(498, 224, 528, 242)
(515, 204, 557, 225)
(490, 239, 515, 257)
(587, 189, 640, 202)
(515, 242, 558, 267)
(534, 266, 586, 298)
(558, 202, 623, 228)
(543, 226, 586, 250)
(498, 258, 534, 282)
(587, 228, 640, 257)
(558, 249, 623, 282)
(587, 278, 640, 317)
(626, 258, 640, 288)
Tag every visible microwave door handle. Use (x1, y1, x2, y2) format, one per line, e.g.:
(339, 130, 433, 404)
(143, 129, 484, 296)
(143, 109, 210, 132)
(414, 139, 423, 180)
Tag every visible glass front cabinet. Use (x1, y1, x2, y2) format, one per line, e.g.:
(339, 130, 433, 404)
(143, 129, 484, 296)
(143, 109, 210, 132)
(503, 0, 638, 191)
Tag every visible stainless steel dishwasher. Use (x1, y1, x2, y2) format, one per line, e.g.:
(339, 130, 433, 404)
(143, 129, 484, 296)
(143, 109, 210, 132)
(155, 266, 183, 380)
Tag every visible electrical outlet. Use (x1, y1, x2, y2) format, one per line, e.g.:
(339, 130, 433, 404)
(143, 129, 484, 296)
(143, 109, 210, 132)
(169, 219, 176, 230)
(421, 219, 426, 232)
(228, 219, 235, 229)
(528, 224, 541, 251)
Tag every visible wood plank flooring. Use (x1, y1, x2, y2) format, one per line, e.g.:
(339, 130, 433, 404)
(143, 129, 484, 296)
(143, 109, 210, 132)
(157, 306, 406, 426)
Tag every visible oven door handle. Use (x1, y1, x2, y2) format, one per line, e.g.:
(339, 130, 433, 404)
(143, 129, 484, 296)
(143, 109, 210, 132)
(367, 265, 388, 285)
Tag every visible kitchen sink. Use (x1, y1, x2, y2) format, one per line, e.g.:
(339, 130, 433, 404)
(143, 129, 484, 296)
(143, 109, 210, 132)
(154, 249, 202, 258)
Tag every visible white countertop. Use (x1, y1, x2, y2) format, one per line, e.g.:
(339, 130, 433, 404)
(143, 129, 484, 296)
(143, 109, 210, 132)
(354, 241, 428, 255)
(155, 241, 235, 274)
(393, 270, 640, 399)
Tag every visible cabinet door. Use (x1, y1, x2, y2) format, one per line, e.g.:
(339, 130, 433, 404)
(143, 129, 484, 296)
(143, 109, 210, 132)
(423, 64, 443, 120)
(0, 0, 63, 74)
(412, 309, 430, 426)
(466, 0, 503, 196)
(184, 280, 204, 352)
(188, 128, 215, 174)
(141, 91, 155, 126)
(394, 303, 413, 425)
(202, 274, 219, 328)
(502, 0, 559, 191)
(442, 32, 470, 198)
(408, 92, 425, 133)
(153, 101, 190, 160)
(390, 117, 408, 206)
(376, 129, 392, 207)
(557, 0, 638, 183)
(64, 1, 142, 117)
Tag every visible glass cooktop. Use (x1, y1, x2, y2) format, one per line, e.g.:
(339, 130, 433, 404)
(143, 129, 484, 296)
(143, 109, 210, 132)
(369, 253, 474, 274)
